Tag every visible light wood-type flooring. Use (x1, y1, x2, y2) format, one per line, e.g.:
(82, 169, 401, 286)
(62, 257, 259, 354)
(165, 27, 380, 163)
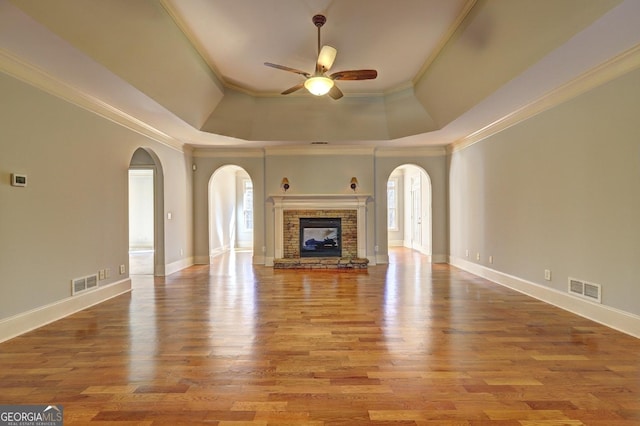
(1, 248, 639, 425)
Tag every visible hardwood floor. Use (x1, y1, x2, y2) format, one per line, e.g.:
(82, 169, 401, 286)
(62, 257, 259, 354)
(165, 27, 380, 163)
(1, 248, 638, 425)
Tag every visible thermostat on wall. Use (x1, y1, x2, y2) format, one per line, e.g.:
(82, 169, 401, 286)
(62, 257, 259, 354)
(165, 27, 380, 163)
(11, 173, 27, 187)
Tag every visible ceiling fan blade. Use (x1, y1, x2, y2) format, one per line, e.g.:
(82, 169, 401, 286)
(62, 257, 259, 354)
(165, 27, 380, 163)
(328, 84, 343, 100)
(264, 62, 310, 77)
(330, 69, 378, 81)
(317, 45, 337, 72)
(281, 82, 305, 95)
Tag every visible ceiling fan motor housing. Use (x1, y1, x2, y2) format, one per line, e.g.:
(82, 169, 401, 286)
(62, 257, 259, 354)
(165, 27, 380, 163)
(312, 14, 327, 28)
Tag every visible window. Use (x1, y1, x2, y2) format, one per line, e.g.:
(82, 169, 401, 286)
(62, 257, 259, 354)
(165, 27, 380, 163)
(387, 178, 398, 231)
(242, 179, 253, 230)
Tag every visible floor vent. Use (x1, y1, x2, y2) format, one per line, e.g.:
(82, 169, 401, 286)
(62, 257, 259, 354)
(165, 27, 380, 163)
(72, 274, 99, 296)
(568, 277, 601, 303)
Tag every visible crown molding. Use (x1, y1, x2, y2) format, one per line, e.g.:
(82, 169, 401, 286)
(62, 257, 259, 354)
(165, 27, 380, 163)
(159, 0, 225, 93)
(264, 145, 376, 156)
(192, 148, 265, 158)
(161, 0, 431, 101)
(412, 0, 478, 86)
(449, 43, 640, 154)
(375, 146, 447, 157)
(0, 48, 186, 153)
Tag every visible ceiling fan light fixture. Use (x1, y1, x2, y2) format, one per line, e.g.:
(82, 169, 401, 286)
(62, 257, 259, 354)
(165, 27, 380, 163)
(304, 76, 334, 96)
(317, 45, 337, 70)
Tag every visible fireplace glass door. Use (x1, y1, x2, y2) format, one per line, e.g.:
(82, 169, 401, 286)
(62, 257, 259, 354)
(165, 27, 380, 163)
(299, 218, 341, 257)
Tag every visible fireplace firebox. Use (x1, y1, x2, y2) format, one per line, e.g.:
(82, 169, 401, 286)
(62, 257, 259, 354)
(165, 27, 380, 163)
(299, 218, 341, 257)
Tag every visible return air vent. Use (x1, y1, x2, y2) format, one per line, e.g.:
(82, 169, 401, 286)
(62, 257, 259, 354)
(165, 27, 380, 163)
(568, 277, 601, 303)
(71, 274, 99, 296)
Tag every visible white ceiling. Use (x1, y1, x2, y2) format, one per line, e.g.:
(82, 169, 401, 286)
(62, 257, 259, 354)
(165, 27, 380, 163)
(1, 0, 639, 149)
(163, 0, 468, 95)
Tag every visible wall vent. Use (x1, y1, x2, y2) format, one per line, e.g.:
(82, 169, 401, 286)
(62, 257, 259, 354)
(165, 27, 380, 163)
(86, 274, 98, 290)
(71, 274, 99, 296)
(568, 277, 601, 303)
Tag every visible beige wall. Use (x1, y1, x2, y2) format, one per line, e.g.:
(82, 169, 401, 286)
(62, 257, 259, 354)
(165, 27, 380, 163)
(191, 147, 449, 265)
(449, 66, 640, 316)
(192, 152, 266, 264)
(0, 72, 193, 321)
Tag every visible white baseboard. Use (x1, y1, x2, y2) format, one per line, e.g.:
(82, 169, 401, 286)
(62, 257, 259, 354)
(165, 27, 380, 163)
(450, 256, 640, 338)
(373, 254, 387, 265)
(0, 279, 132, 343)
(210, 246, 229, 258)
(165, 257, 194, 276)
(432, 254, 448, 263)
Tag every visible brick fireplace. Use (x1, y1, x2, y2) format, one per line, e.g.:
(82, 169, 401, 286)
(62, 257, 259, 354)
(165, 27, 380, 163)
(269, 194, 371, 269)
(284, 210, 355, 258)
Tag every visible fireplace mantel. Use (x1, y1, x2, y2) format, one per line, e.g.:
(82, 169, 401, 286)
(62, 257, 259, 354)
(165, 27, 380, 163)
(268, 194, 372, 209)
(268, 194, 372, 264)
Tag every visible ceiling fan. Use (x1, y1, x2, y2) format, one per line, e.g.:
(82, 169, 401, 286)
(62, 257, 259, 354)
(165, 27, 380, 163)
(264, 14, 378, 100)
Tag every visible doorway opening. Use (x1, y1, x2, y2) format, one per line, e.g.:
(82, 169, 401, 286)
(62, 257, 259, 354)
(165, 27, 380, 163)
(128, 148, 165, 276)
(208, 165, 254, 261)
(128, 169, 154, 274)
(387, 165, 432, 260)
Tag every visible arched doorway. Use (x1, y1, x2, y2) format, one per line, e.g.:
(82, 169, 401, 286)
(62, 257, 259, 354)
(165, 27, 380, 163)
(208, 165, 254, 261)
(129, 148, 165, 276)
(387, 165, 432, 260)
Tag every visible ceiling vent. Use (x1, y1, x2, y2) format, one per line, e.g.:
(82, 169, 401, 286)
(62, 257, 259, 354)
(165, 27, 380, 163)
(568, 277, 601, 303)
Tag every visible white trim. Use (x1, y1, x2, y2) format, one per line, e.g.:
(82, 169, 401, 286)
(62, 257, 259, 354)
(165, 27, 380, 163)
(265, 146, 376, 156)
(193, 148, 265, 158)
(269, 194, 372, 260)
(0, 279, 132, 343)
(431, 254, 448, 264)
(408, 243, 431, 257)
(449, 256, 640, 338)
(374, 254, 388, 265)
(165, 256, 194, 276)
(375, 146, 447, 157)
(210, 245, 231, 258)
(449, 44, 640, 154)
(0, 49, 185, 153)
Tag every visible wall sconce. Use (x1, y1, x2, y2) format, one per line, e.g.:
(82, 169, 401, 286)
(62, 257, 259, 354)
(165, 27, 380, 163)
(281, 177, 290, 192)
(350, 177, 358, 192)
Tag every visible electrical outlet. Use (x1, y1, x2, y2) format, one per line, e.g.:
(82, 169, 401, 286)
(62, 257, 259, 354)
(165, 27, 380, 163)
(489, 255, 493, 264)
(105, 268, 111, 279)
(119, 264, 126, 274)
(98, 269, 105, 280)
(465, 249, 469, 258)
(476, 253, 480, 261)
(544, 269, 552, 281)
